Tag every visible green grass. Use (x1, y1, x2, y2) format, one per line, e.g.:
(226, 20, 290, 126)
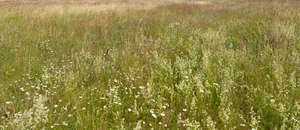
(0, 1, 299, 129)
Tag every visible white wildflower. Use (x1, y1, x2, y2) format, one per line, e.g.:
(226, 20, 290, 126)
(139, 86, 145, 89)
(68, 114, 72, 118)
(270, 99, 275, 103)
(62, 121, 68, 126)
(163, 105, 167, 109)
(152, 113, 157, 119)
(13, 95, 49, 129)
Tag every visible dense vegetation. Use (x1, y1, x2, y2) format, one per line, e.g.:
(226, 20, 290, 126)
(0, 1, 299, 129)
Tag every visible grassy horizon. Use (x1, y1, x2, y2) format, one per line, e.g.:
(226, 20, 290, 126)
(0, 1, 299, 129)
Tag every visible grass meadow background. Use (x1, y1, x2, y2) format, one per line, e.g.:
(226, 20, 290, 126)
(0, 0, 299, 129)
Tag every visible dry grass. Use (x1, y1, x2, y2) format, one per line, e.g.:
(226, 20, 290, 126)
(0, 0, 212, 13)
(0, 0, 299, 129)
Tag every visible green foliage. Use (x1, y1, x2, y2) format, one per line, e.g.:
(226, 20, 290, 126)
(0, 2, 299, 129)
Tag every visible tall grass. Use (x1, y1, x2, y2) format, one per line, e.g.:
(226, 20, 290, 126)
(0, 2, 299, 129)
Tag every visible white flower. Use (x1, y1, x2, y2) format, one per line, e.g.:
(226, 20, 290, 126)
(128, 108, 132, 112)
(183, 108, 187, 112)
(54, 105, 58, 108)
(199, 89, 204, 93)
(152, 113, 157, 119)
(135, 95, 140, 98)
(270, 99, 275, 103)
(160, 113, 165, 117)
(13, 95, 48, 129)
(82, 107, 86, 111)
(62, 121, 68, 126)
(68, 114, 72, 118)
(139, 86, 145, 89)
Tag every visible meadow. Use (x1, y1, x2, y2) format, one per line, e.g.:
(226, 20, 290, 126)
(0, 0, 299, 129)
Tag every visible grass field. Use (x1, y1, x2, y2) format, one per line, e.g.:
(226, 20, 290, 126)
(0, 0, 299, 129)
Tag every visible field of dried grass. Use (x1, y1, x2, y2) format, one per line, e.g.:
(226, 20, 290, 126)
(0, 0, 299, 129)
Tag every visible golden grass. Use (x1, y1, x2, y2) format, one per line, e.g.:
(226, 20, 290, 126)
(0, 0, 212, 13)
(0, 0, 299, 129)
